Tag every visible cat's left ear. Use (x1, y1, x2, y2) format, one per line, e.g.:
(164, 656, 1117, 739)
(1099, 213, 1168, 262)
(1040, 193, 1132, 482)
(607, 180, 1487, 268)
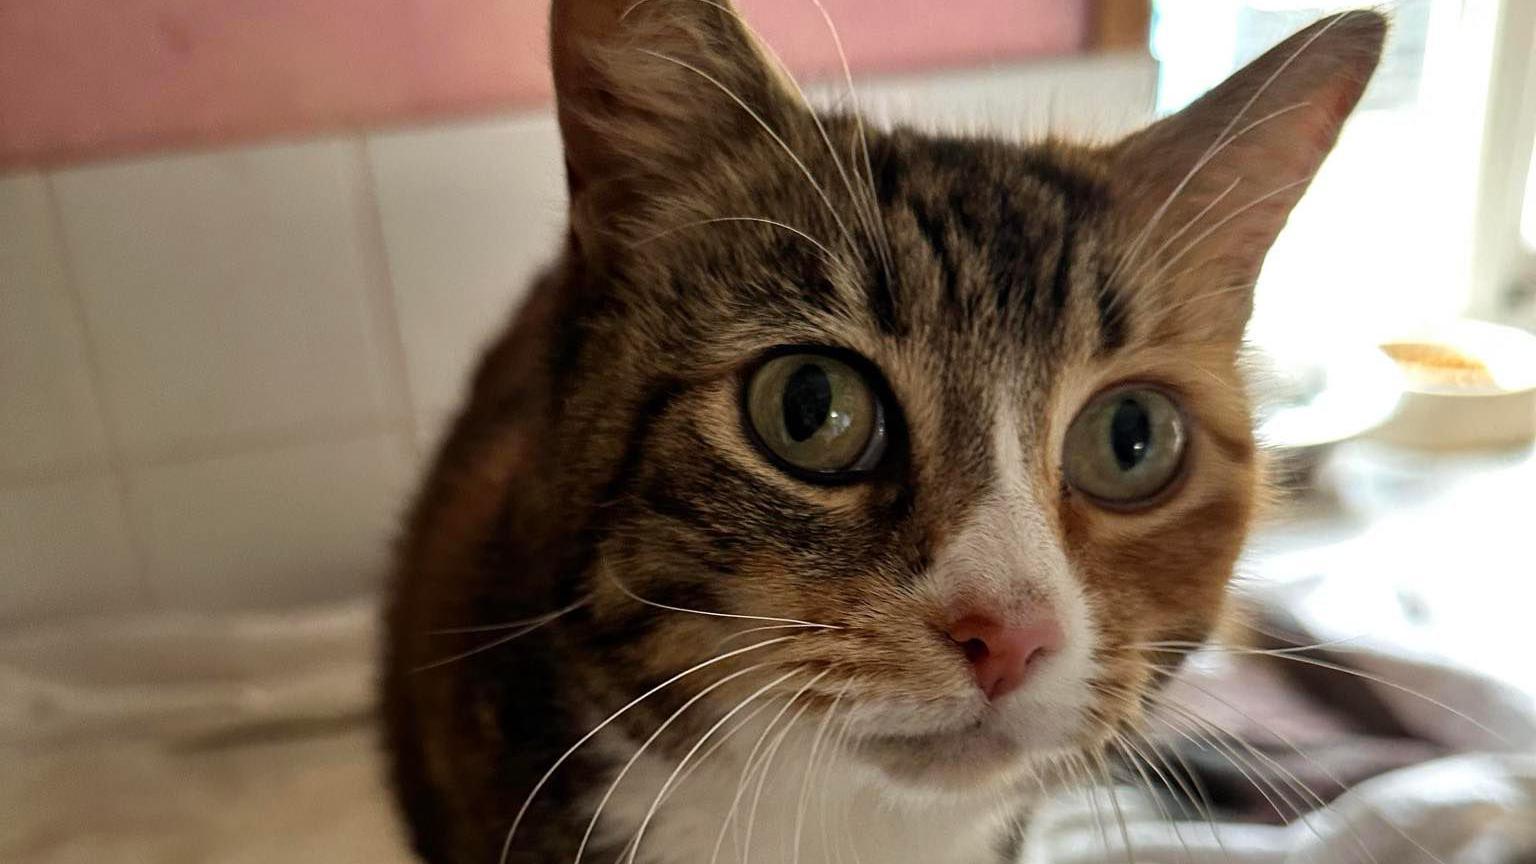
(1106, 11, 1386, 342)
(550, 0, 799, 239)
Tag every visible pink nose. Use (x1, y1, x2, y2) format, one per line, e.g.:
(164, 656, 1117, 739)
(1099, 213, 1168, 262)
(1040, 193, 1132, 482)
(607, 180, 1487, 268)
(945, 614, 1063, 701)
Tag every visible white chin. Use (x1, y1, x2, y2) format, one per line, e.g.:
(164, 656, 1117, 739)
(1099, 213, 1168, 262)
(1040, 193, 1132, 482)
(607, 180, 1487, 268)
(858, 727, 1024, 793)
(852, 709, 1076, 796)
(843, 635, 1100, 795)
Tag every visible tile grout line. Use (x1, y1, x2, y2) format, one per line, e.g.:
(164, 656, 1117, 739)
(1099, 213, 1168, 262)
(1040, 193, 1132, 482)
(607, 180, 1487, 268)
(0, 457, 117, 492)
(41, 172, 161, 610)
(350, 134, 423, 460)
(126, 414, 401, 470)
(0, 407, 413, 489)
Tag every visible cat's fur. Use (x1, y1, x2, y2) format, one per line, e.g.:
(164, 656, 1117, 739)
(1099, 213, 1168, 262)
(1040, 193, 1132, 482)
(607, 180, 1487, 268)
(382, 3, 1385, 862)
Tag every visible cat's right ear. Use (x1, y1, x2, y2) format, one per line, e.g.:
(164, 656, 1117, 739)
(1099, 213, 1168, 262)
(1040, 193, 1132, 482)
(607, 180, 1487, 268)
(550, 0, 796, 235)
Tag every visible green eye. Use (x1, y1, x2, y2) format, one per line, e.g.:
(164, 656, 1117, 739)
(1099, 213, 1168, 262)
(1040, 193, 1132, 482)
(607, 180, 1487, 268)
(1063, 386, 1187, 506)
(745, 352, 887, 478)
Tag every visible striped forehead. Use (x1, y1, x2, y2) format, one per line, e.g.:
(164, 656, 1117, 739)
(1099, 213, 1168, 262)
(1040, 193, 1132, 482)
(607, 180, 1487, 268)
(863, 130, 1127, 356)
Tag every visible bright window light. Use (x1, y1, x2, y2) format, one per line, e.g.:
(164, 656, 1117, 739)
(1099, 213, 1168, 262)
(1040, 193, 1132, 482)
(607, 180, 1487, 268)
(1523, 134, 1536, 250)
(1151, 0, 1500, 351)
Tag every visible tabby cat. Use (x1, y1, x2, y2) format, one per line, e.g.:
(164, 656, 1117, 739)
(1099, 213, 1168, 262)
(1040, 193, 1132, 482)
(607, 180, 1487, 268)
(382, 2, 1384, 862)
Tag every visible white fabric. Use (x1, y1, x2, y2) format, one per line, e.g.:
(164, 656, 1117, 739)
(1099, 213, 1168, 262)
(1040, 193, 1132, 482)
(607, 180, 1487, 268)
(0, 601, 414, 864)
(5, 456, 1535, 864)
(0, 600, 376, 745)
(1031, 753, 1536, 864)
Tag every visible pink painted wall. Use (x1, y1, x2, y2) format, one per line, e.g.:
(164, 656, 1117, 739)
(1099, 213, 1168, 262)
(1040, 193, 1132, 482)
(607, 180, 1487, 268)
(0, 1, 1088, 169)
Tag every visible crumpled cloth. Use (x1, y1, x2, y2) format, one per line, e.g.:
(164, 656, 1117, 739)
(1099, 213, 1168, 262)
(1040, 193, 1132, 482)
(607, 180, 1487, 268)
(0, 601, 377, 746)
(1031, 752, 1536, 864)
(0, 600, 415, 864)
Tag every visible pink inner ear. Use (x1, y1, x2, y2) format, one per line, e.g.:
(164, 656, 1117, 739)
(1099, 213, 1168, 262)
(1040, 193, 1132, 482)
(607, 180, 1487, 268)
(0, 0, 1089, 169)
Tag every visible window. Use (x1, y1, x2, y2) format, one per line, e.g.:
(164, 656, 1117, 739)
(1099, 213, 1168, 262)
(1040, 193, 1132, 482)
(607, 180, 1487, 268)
(1151, 0, 1532, 350)
(1523, 137, 1536, 250)
(1479, 0, 1536, 326)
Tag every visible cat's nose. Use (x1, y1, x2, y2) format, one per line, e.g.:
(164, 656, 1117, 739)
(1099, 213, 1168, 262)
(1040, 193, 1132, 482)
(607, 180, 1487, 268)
(945, 614, 1063, 701)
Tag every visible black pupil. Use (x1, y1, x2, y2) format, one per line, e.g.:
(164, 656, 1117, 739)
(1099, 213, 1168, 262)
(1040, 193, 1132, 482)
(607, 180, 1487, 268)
(1110, 398, 1152, 470)
(782, 363, 833, 442)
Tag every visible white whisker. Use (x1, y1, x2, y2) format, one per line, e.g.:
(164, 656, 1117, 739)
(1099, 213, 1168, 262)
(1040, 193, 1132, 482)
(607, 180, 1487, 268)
(670, 694, 785, 797)
(791, 682, 848, 864)
(576, 661, 780, 864)
(819, 708, 856, 864)
(498, 635, 797, 864)
(1113, 672, 1388, 864)
(606, 567, 841, 630)
(1143, 176, 1314, 289)
(1154, 703, 1334, 845)
(1071, 751, 1113, 856)
(1152, 676, 1443, 864)
(414, 597, 587, 671)
(1206, 12, 1355, 160)
(1118, 176, 1240, 291)
(710, 671, 829, 864)
(714, 623, 833, 652)
(637, 48, 863, 261)
(429, 597, 588, 635)
(619, 666, 805, 864)
(1126, 641, 1507, 744)
(1110, 7, 1358, 290)
(1094, 749, 1138, 864)
(1107, 102, 1309, 291)
(1141, 280, 1258, 320)
(743, 693, 817, 863)
(1126, 725, 1230, 861)
(1110, 731, 1194, 864)
(629, 216, 839, 263)
(623, 0, 887, 285)
(808, 0, 894, 279)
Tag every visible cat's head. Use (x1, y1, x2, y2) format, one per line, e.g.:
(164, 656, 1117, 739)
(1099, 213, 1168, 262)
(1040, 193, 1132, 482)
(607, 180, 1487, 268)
(542, 0, 1383, 796)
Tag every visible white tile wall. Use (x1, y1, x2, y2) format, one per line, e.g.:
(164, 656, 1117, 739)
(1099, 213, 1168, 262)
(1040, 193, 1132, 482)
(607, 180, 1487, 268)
(0, 477, 140, 621)
(126, 433, 414, 610)
(52, 140, 395, 459)
(368, 114, 567, 420)
(0, 175, 109, 478)
(0, 57, 1155, 626)
(0, 120, 563, 623)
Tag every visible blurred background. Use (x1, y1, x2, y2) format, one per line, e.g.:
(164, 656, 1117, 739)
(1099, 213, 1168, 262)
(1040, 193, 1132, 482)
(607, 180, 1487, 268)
(1, 0, 1533, 861)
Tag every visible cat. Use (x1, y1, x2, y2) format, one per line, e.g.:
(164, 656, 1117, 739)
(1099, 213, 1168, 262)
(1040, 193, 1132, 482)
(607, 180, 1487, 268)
(381, 2, 1384, 862)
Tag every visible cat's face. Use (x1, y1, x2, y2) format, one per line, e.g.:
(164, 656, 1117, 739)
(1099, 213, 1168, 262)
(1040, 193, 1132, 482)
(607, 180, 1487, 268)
(546, 0, 1381, 797)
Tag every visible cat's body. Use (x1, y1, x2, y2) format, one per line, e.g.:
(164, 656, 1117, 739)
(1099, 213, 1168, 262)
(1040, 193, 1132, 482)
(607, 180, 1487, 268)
(383, 3, 1384, 862)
